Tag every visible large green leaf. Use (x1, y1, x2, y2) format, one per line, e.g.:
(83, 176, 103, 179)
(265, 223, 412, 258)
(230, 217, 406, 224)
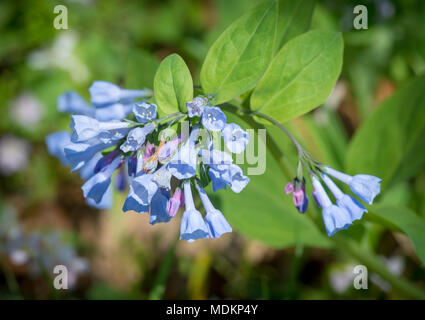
(276, 0, 315, 50)
(200, 0, 278, 104)
(250, 30, 343, 122)
(369, 205, 425, 264)
(213, 114, 330, 248)
(346, 75, 425, 190)
(154, 54, 193, 114)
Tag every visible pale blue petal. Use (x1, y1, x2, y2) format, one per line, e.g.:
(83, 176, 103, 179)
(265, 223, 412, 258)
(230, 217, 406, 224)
(323, 205, 352, 236)
(86, 185, 113, 210)
(64, 140, 113, 172)
(185, 96, 207, 118)
(349, 174, 382, 205)
(94, 103, 131, 121)
(70, 115, 100, 142)
(81, 156, 121, 204)
(167, 141, 198, 179)
(205, 209, 232, 238)
(201, 106, 226, 132)
(131, 173, 159, 206)
(45, 131, 71, 165)
(150, 188, 171, 225)
(78, 152, 103, 180)
(222, 123, 249, 154)
(120, 123, 155, 153)
(337, 194, 366, 221)
(180, 209, 209, 242)
(122, 184, 149, 213)
(133, 102, 157, 123)
(57, 91, 94, 116)
(89, 81, 147, 107)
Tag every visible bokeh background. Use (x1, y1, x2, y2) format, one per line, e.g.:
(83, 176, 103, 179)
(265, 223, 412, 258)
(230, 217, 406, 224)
(1, 0, 425, 299)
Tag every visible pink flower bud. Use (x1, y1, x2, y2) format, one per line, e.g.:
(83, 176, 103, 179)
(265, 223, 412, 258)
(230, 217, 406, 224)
(146, 143, 155, 157)
(284, 182, 294, 194)
(292, 188, 305, 206)
(167, 187, 183, 217)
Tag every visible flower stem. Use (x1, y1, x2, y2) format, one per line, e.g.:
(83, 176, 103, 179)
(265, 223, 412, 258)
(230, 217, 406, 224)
(249, 111, 304, 155)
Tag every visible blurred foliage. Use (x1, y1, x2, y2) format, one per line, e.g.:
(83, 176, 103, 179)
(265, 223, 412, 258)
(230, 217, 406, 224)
(0, 0, 425, 299)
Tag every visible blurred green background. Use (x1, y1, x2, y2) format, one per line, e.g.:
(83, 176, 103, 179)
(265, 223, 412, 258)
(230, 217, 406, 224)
(0, 0, 425, 299)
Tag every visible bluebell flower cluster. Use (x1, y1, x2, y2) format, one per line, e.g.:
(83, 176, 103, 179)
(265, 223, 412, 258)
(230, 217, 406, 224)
(46, 81, 250, 242)
(285, 165, 381, 236)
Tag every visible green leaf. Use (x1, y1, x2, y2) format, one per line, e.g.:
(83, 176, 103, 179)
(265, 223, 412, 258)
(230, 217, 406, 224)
(276, 0, 315, 50)
(250, 30, 343, 122)
(369, 205, 425, 265)
(346, 75, 425, 190)
(154, 54, 193, 114)
(214, 113, 330, 248)
(200, 0, 278, 104)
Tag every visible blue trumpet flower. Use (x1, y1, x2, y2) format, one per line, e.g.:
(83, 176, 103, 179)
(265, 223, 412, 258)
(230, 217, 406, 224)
(89, 81, 149, 107)
(321, 174, 367, 221)
(180, 181, 209, 242)
(64, 139, 114, 172)
(128, 173, 159, 206)
(325, 167, 381, 205)
(168, 128, 199, 180)
(122, 183, 149, 213)
(82, 156, 122, 204)
(312, 176, 353, 236)
(45, 131, 71, 166)
(120, 123, 155, 153)
(94, 103, 134, 121)
(209, 163, 249, 193)
(70, 115, 130, 143)
(57, 91, 94, 116)
(133, 102, 157, 123)
(222, 123, 249, 154)
(86, 185, 113, 210)
(185, 96, 207, 118)
(196, 183, 232, 238)
(201, 106, 226, 132)
(150, 188, 172, 225)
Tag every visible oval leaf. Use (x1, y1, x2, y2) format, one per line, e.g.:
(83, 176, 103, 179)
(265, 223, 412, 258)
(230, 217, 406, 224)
(200, 0, 278, 104)
(346, 75, 425, 190)
(251, 30, 343, 122)
(276, 0, 315, 50)
(154, 54, 193, 114)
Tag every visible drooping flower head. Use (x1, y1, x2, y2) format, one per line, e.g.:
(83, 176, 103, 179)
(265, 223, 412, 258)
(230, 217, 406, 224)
(46, 81, 252, 242)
